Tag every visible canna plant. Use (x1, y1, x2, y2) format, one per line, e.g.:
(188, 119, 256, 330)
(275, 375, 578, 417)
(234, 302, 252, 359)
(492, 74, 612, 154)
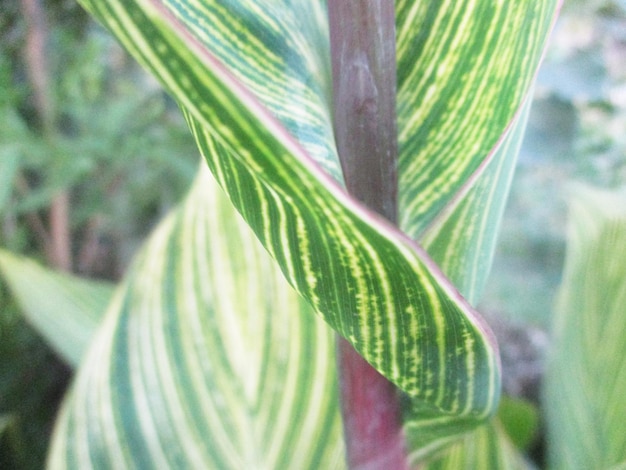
(544, 186, 626, 470)
(0, 0, 568, 468)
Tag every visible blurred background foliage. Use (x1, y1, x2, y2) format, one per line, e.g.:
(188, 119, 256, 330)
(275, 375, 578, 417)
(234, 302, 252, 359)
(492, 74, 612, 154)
(0, 0, 624, 468)
(0, 1, 197, 468)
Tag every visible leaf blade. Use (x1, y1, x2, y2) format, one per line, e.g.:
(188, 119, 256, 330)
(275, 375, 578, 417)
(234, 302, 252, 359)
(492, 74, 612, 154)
(420, 97, 533, 304)
(422, 420, 532, 470)
(0, 250, 113, 366)
(47, 167, 345, 469)
(75, 0, 559, 458)
(397, 0, 560, 237)
(544, 185, 626, 470)
(74, 0, 524, 453)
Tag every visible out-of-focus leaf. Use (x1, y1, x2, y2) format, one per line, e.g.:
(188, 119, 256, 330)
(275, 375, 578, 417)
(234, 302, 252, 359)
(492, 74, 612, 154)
(0, 250, 113, 367)
(497, 396, 540, 452)
(545, 185, 626, 470)
(422, 420, 532, 470)
(0, 152, 18, 213)
(47, 167, 345, 469)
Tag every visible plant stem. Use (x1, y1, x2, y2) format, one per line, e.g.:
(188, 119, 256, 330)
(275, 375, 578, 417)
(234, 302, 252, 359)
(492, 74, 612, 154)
(329, 0, 398, 219)
(21, 0, 72, 272)
(329, 1, 407, 468)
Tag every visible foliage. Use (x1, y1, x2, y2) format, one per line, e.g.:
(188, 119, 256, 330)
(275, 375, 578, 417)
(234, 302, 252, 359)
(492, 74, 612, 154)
(47, 165, 345, 468)
(0, 6, 196, 468)
(0, 250, 113, 367)
(58, 0, 559, 466)
(483, 0, 626, 325)
(545, 186, 626, 470)
(3, 0, 626, 469)
(0, 13, 197, 264)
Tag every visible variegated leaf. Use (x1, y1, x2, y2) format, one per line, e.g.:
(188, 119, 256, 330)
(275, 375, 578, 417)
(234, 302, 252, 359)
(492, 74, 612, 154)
(422, 420, 532, 470)
(420, 97, 533, 306)
(545, 185, 626, 470)
(76, 0, 559, 457)
(397, 1, 558, 239)
(47, 166, 344, 469)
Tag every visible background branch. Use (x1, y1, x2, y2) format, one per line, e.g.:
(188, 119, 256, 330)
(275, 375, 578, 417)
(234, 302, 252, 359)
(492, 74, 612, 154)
(20, 0, 72, 272)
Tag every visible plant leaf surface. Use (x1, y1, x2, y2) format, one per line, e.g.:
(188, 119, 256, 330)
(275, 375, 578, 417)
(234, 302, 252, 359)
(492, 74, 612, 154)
(47, 167, 345, 469)
(77, 0, 558, 457)
(545, 185, 626, 470)
(420, 97, 533, 306)
(0, 250, 113, 367)
(396, 1, 559, 238)
(422, 420, 531, 470)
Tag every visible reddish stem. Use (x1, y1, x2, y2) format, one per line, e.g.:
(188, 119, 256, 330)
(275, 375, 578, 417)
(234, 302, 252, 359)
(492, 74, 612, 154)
(329, 1, 408, 468)
(338, 339, 408, 469)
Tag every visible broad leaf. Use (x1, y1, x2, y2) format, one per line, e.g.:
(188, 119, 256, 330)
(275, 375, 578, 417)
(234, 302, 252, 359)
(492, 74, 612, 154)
(396, 1, 559, 238)
(77, 0, 558, 456)
(47, 166, 344, 468)
(497, 396, 540, 453)
(0, 250, 113, 367)
(423, 420, 531, 470)
(544, 185, 626, 470)
(420, 97, 533, 306)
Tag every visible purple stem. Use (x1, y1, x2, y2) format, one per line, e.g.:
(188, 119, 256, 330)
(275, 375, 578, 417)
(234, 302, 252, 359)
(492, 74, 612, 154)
(328, 1, 408, 468)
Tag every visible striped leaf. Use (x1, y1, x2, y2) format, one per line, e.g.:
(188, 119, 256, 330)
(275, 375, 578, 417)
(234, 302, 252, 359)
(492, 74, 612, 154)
(75, 0, 558, 458)
(0, 250, 113, 367)
(544, 185, 626, 470)
(420, 97, 533, 306)
(422, 420, 532, 470)
(397, 1, 558, 238)
(47, 166, 345, 469)
(411, 397, 539, 469)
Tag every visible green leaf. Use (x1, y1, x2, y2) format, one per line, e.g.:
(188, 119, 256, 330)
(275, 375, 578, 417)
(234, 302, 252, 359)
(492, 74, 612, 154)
(0, 250, 113, 367)
(422, 420, 532, 470)
(544, 185, 626, 470)
(76, 0, 559, 457)
(0, 151, 18, 213)
(497, 396, 540, 452)
(82, 0, 496, 409)
(396, 1, 559, 239)
(47, 167, 345, 469)
(421, 97, 533, 305)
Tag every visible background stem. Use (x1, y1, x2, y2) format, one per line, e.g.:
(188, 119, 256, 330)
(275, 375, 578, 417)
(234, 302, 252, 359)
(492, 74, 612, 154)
(21, 0, 72, 272)
(328, 1, 407, 468)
